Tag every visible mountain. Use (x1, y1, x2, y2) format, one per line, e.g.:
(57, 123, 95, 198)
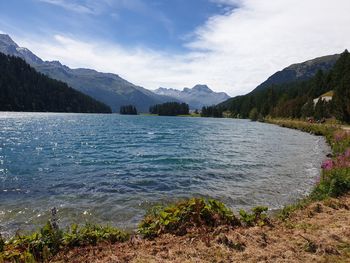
(0, 52, 111, 113)
(253, 54, 340, 92)
(154, 84, 230, 109)
(220, 53, 341, 110)
(0, 34, 177, 113)
(216, 51, 349, 121)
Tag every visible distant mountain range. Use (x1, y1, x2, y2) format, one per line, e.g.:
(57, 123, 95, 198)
(0, 34, 179, 113)
(154, 85, 230, 109)
(0, 34, 232, 113)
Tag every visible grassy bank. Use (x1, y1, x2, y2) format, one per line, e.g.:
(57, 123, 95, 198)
(265, 119, 350, 221)
(1, 118, 349, 262)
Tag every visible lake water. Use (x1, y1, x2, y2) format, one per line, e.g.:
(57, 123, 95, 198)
(0, 113, 329, 235)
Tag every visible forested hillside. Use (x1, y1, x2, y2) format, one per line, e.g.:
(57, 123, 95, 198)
(0, 53, 111, 113)
(218, 50, 350, 123)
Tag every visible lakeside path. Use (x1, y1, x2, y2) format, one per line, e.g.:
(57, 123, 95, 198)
(342, 125, 350, 131)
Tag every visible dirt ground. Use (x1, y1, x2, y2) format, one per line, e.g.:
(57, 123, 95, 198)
(51, 195, 350, 263)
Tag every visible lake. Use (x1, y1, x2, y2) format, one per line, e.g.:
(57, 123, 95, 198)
(0, 113, 329, 236)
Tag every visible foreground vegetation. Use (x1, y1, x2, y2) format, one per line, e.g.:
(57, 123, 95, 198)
(1, 119, 349, 262)
(0, 221, 129, 262)
(52, 195, 350, 263)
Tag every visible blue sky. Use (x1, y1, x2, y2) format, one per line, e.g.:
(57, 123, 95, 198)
(0, 0, 234, 52)
(1, 0, 350, 95)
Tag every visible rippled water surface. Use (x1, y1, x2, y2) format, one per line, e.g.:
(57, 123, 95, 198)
(0, 112, 329, 235)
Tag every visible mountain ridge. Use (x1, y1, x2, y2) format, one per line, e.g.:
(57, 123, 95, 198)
(219, 53, 341, 110)
(154, 84, 230, 109)
(253, 54, 340, 92)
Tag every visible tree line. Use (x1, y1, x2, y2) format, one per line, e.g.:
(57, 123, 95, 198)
(201, 106, 224, 117)
(0, 53, 111, 113)
(149, 102, 189, 116)
(120, 105, 137, 115)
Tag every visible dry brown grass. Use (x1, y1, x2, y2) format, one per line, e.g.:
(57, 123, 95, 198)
(51, 195, 350, 263)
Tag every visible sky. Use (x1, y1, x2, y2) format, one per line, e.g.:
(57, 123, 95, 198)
(1, 0, 350, 96)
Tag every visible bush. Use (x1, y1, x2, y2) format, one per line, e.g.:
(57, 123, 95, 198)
(1, 221, 62, 262)
(138, 198, 240, 238)
(249, 108, 259, 121)
(239, 206, 269, 226)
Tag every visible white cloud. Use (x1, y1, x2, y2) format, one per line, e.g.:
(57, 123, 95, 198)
(16, 0, 350, 96)
(38, 0, 95, 14)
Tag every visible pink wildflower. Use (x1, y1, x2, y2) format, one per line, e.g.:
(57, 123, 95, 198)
(321, 159, 333, 170)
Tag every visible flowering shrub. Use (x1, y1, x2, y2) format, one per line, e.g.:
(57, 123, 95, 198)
(311, 168, 350, 200)
(312, 130, 350, 200)
(321, 148, 350, 171)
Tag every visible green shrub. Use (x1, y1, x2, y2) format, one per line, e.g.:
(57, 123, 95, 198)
(249, 108, 259, 121)
(239, 206, 269, 226)
(138, 198, 240, 238)
(3, 221, 63, 261)
(311, 168, 350, 200)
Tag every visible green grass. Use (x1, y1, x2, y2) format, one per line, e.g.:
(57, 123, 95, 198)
(177, 113, 201, 117)
(139, 113, 158, 116)
(140, 113, 201, 117)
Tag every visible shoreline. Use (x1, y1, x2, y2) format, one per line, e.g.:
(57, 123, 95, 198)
(1, 118, 349, 262)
